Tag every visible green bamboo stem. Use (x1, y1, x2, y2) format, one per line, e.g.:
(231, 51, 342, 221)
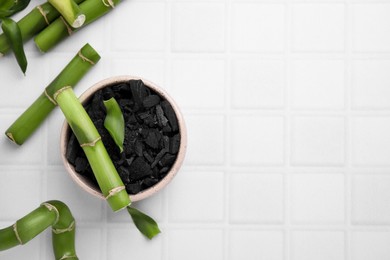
(34, 0, 121, 52)
(48, 0, 85, 28)
(54, 87, 131, 212)
(0, 200, 78, 260)
(0, 0, 84, 55)
(5, 43, 100, 145)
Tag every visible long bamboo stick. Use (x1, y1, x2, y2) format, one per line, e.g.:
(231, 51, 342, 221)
(5, 43, 100, 145)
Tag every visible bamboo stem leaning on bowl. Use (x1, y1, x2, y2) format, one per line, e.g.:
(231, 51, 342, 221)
(54, 86, 131, 212)
(5, 43, 100, 145)
(0, 0, 85, 56)
(0, 200, 78, 260)
(35, 0, 121, 52)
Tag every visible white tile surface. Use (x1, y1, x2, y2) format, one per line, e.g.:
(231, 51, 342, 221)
(1, 1, 390, 259)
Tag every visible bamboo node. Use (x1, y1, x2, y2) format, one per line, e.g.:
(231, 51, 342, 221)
(78, 51, 95, 65)
(36, 5, 50, 25)
(13, 222, 23, 245)
(52, 220, 75, 234)
(53, 86, 72, 101)
(41, 202, 60, 225)
(105, 186, 126, 200)
(102, 0, 115, 8)
(44, 89, 58, 105)
(60, 16, 74, 36)
(80, 136, 102, 147)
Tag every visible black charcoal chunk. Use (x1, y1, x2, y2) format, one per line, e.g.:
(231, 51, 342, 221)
(130, 80, 148, 107)
(66, 133, 78, 165)
(126, 183, 142, 194)
(143, 95, 161, 108)
(151, 149, 167, 168)
(102, 88, 115, 100)
(169, 134, 180, 154)
(143, 151, 154, 164)
(160, 153, 176, 167)
(142, 178, 159, 189)
(161, 100, 178, 132)
(75, 157, 89, 173)
(135, 140, 144, 157)
(145, 129, 162, 149)
(128, 157, 153, 180)
(156, 105, 168, 127)
(118, 166, 130, 183)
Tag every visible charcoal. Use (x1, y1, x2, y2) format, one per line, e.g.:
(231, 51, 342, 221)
(125, 156, 135, 167)
(118, 166, 130, 183)
(159, 153, 176, 167)
(142, 178, 159, 189)
(156, 105, 168, 127)
(162, 135, 170, 151)
(159, 167, 170, 175)
(75, 157, 89, 173)
(145, 129, 161, 149)
(169, 134, 180, 154)
(128, 157, 153, 180)
(126, 183, 142, 194)
(130, 80, 148, 107)
(161, 100, 178, 132)
(143, 151, 154, 164)
(66, 133, 78, 165)
(135, 140, 144, 157)
(143, 95, 161, 108)
(112, 83, 130, 97)
(162, 125, 172, 133)
(151, 149, 167, 168)
(102, 88, 115, 100)
(126, 113, 137, 125)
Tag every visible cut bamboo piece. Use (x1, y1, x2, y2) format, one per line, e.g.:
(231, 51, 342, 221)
(54, 87, 131, 212)
(5, 43, 100, 145)
(0, 0, 84, 55)
(34, 0, 121, 52)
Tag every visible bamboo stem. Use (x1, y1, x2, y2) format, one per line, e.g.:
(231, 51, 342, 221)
(5, 43, 100, 145)
(48, 0, 85, 28)
(34, 0, 121, 52)
(54, 87, 131, 212)
(0, 200, 78, 260)
(0, 0, 85, 55)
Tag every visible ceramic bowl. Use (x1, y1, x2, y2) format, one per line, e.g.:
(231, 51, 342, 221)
(60, 75, 187, 202)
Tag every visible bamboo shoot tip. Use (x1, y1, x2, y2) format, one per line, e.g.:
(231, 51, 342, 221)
(72, 15, 86, 28)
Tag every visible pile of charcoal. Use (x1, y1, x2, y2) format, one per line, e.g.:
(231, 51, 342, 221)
(66, 79, 181, 195)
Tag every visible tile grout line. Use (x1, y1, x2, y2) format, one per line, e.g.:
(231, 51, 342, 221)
(223, 0, 232, 259)
(284, 1, 292, 259)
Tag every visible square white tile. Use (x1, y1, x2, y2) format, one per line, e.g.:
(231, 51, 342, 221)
(231, 3, 285, 52)
(168, 229, 224, 260)
(171, 58, 225, 109)
(184, 114, 225, 165)
(229, 173, 284, 224)
(352, 174, 390, 224)
(111, 2, 166, 52)
(291, 59, 345, 109)
(351, 117, 390, 166)
(291, 116, 345, 166)
(291, 173, 345, 224)
(352, 59, 390, 109)
(231, 116, 285, 166)
(352, 4, 390, 52)
(231, 59, 285, 109)
(291, 4, 345, 52)
(168, 170, 224, 222)
(172, 3, 225, 52)
(229, 229, 284, 260)
(291, 230, 345, 260)
(351, 231, 390, 260)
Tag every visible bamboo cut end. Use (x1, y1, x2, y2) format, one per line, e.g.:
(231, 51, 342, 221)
(5, 132, 17, 144)
(72, 15, 86, 28)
